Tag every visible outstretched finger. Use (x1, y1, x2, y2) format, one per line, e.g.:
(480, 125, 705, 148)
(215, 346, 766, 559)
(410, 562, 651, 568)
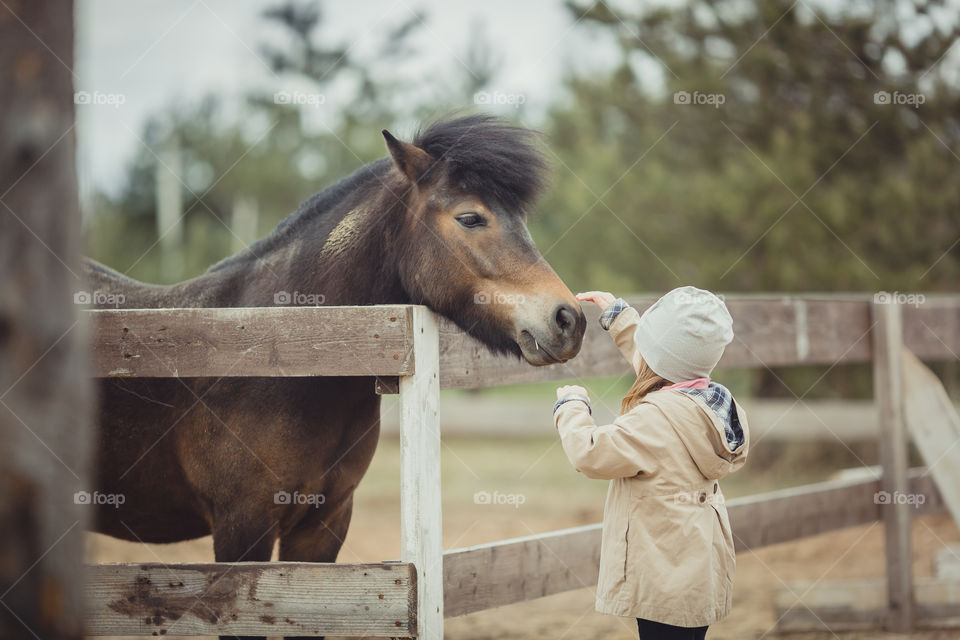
(576, 291, 613, 307)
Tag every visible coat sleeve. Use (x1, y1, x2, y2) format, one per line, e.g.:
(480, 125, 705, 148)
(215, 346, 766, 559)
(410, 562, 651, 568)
(606, 305, 643, 374)
(554, 399, 667, 480)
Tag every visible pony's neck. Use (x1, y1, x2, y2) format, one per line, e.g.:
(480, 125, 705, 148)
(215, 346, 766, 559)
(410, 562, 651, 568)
(201, 165, 410, 308)
(285, 208, 406, 306)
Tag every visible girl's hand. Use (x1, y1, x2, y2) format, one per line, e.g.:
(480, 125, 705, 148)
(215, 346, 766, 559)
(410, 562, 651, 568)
(556, 385, 588, 400)
(576, 291, 616, 311)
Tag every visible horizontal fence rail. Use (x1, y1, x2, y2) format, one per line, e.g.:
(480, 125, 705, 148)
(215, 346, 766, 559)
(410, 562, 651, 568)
(87, 296, 960, 387)
(441, 468, 944, 618)
(90, 305, 415, 378)
(438, 295, 960, 390)
(84, 562, 417, 637)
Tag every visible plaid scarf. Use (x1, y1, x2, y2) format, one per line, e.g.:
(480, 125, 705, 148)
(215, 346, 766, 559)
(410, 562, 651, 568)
(677, 382, 744, 451)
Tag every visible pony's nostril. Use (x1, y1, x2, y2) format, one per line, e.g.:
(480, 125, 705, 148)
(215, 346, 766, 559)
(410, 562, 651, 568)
(554, 304, 577, 336)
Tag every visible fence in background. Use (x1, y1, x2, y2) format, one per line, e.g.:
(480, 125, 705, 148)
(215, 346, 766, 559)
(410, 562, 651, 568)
(85, 295, 960, 637)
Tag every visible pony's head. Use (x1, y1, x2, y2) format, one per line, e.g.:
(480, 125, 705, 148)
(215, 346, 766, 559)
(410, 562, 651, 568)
(382, 115, 585, 365)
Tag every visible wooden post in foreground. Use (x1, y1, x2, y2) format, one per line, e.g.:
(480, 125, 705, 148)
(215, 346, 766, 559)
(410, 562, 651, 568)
(0, 2, 93, 639)
(872, 300, 914, 631)
(399, 307, 442, 638)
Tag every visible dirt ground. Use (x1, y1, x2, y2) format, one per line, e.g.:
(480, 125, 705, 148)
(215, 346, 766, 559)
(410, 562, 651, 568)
(86, 435, 960, 640)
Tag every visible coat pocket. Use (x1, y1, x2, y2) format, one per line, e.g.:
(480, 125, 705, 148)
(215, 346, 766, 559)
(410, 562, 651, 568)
(620, 501, 651, 606)
(709, 502, 736, 584)
(622, 516, 630, 584)
(597, 507, 630, 602)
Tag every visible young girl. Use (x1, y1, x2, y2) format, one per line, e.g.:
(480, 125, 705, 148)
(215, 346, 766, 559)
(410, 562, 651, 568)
(553, 286, 749, 640)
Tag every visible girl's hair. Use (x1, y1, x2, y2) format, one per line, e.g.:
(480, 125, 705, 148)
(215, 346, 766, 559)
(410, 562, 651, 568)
(621, 357, 669, 414)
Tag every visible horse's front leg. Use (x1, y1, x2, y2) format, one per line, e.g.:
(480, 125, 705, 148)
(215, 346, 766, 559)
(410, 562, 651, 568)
(278, 496, 354, 640)
(210, 509, 278, 640)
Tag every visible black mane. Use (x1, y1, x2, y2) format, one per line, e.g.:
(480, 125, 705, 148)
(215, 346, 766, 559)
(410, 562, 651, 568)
(209, 115, 549, 273)
(415, 114, 550, 212)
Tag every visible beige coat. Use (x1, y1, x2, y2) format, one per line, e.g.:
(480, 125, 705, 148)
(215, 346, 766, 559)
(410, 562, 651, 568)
(554, 306, 749, 627)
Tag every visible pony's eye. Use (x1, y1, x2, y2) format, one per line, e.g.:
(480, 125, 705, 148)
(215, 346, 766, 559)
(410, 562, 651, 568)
(456, 213, 486, 229)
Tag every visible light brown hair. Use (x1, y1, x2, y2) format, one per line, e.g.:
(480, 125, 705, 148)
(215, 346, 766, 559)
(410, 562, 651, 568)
(621, 357, 670, 414)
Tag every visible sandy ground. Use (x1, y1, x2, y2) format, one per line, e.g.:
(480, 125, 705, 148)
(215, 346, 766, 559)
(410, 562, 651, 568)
(86, 435, 960, 639)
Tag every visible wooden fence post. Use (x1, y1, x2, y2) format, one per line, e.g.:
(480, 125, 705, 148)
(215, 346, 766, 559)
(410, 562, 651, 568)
(0, 3, 93, 638)
(872, 300, 914, 631)
(399, 307, 442, 639)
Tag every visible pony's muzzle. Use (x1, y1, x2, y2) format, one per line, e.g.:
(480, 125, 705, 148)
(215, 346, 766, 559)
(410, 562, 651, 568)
(516, 301, 586, 365)
(553, 303, 580, 339)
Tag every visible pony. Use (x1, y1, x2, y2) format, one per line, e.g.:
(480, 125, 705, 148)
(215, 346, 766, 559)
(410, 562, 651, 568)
(84, 114, 585, 639)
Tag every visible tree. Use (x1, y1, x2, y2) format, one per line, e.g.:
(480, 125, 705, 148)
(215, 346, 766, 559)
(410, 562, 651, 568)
(86, 0, 498, 284)
(538, 0, 960, 294)
(528, 0, 960, 397)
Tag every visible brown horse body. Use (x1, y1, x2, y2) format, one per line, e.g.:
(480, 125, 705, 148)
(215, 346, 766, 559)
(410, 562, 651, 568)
(84, 117, 584, 634)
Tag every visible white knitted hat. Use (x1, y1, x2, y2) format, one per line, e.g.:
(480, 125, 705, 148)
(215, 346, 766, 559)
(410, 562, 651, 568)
(634, 286, 733, 383)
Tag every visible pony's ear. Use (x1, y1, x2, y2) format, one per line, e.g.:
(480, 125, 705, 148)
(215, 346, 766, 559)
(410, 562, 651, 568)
(382, 129, 435, 184)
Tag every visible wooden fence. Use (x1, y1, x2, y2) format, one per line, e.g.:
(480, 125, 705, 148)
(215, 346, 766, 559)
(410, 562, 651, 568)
(85, 294, 960, 637)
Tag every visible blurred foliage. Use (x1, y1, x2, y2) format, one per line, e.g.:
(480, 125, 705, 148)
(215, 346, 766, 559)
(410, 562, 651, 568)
(530, 0, 960, 397)
(87, 98, 334, 280)
(84, 0, 960, 398)
(86, 0, 490, 282)
(537, 0, 960, 295)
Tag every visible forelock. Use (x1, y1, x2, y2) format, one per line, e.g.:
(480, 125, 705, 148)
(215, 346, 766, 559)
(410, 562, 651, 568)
(413, 114, 550, 213)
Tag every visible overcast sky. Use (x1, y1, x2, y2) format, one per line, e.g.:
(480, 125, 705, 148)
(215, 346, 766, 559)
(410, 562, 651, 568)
(75, 0, 960, 204)
(74, 0, 624, 200)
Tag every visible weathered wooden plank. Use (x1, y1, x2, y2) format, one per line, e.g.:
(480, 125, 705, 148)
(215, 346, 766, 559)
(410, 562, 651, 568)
(903, 297, 960, 361)
(438, 296, 880, 390)
(442, 470, 944, 617)
(84, 562, 416, 637)
(729, 476, 880, 553)
(873, 301, 915, 631)
(443, 524, 602, 618)
(729, 470, 940, 552)
(86, 296, 960, 384)
(722, 297, 874, 367)
(902, 349, 960, 529)
(89, 306, 414, 378)
(399, 307, 443, 639)
(774, 578, 960, 633)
